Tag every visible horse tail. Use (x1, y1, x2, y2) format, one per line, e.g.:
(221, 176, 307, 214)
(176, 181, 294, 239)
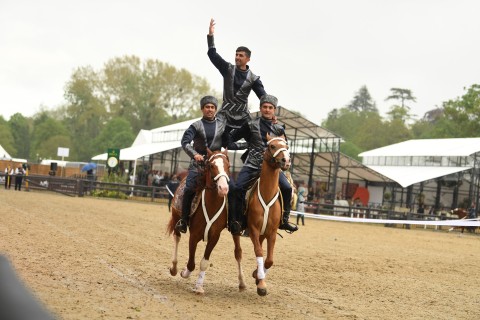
(166, 211, 176, 236)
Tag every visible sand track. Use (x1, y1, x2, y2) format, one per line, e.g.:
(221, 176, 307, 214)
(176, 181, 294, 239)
(1, 191, 479, 319)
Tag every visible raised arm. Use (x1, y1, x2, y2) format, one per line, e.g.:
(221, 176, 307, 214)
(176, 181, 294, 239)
(209, 18, 215, 36)
(207, 18, 229, 74)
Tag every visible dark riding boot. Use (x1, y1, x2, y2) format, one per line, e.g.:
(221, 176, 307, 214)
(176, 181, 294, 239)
(229, 192, 245, 236)
(175, 189, 195, 233)
(279, 211, 298, 233)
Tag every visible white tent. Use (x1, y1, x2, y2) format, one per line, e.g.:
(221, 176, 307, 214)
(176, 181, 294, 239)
(359, 138, 480, 187)
(0, 144, 27, 163)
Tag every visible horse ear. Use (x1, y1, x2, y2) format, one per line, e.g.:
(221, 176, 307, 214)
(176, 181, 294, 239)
(222, 148, 228, 156)
(266, 132, 271, 141)
(207, 148, 212, 157)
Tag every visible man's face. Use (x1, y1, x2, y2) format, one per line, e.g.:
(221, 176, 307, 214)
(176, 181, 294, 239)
(260, 103, 275, 119)
(235, 51, 250, 69)
(202, 103, 217, 120)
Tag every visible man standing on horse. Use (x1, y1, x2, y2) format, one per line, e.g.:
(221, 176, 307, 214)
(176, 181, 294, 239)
(228, 94, 298, 235)
(175, 96, 231, 233)
(207, 18, 267, 133)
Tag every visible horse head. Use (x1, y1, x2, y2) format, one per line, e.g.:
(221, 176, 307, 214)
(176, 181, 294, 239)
(206, 148, 230, 197)
(265, 133, 291, 171)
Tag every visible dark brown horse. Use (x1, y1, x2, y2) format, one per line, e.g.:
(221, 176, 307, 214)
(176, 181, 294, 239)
(167, 149, 230, 294)
(233, 133, 291, 296)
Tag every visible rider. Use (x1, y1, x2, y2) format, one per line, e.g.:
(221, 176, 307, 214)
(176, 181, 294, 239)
(207, 18, 267, 133)
(228, 94, 299, 235)
(174, 96, 230, 233)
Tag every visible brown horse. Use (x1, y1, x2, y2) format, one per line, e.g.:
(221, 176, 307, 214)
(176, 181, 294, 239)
(167, 149, 231, 294)
(450, 208, 477, 233)
(233, 133, 291, 296)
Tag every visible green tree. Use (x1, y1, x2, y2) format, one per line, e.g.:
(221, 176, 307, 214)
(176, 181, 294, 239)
(94, 117, 135, 155)
(385, 88, 416, 109)
(64, 66, 107, 161)
(30, 112, 72, 160)
(8, 113, 31, 159)
(347, 85, 378, 113)
(0, 116, 16, 157)
(441, 84, 480, 137)
(101, 56, 212, 132)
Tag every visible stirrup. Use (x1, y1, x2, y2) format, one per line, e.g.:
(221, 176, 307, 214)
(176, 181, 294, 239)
(279, 221, 298, 234)
(175, 219, 188, 233)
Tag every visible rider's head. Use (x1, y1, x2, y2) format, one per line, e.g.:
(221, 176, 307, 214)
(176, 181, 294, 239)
(235, 46, 251, 70)
(200, 95, 218, 121)
(259, 94, 277, 120)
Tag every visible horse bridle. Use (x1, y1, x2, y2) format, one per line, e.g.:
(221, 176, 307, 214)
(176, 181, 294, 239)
(266, 137, 290, 167)
(205, 153, 230, 189)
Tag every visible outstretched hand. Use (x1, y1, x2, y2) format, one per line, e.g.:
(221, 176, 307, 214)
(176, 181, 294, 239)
(209, 18, 215, 36)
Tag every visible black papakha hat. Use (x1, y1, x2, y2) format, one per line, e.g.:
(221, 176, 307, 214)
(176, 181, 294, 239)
(200, 96, 218, 109)
(260, 94, 278, 108)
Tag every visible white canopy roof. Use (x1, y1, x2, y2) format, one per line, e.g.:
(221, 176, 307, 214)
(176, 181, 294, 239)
(358, 138, 480, 187)
(0, 144, 27, 163)
(365, 165, 471, 188)
(92, 141, 181, 161)
(359, 138, 480, 157)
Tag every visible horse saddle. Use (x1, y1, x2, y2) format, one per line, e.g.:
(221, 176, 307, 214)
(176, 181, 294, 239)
(170, 179, 203, 217)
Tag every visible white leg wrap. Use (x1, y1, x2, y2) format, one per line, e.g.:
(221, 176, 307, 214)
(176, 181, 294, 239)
(256, 257, 265, 280)
(264, 267, 269, 277)
(196, 258, 209, 288)
(196, 271, 206, 287)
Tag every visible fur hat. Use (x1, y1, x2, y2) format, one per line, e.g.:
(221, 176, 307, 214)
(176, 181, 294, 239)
(200, 96, 218, 109)
(260, 94, 278, 108)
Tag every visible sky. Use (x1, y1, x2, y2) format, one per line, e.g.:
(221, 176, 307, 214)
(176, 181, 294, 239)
(1, 0, 480, 125)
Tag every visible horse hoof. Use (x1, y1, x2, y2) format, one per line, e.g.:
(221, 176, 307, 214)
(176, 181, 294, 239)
(194, 287, 205, 295)
(169, 267, 177, 276)
(257, 287, 267, 296)
(180, 268, 191, 279)
(239, 284, 247, 292)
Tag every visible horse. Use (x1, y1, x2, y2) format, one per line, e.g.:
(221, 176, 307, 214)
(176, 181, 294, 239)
(450, 208, 477, 233)
(167, 148, 231, 294)
(232, 133, 291, 296)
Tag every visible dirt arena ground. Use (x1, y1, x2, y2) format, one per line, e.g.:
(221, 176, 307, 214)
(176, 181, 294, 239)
(1, 190, 479, 319)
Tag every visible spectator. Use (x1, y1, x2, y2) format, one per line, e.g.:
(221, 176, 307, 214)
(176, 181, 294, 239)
(14, 165, 25, 191)
(296, 182, 307, 226)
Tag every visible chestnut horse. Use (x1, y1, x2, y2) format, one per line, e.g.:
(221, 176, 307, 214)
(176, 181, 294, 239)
(450, 208, 477, 233)
(233, 133, 291, 296)
(167, 149, 231, 294)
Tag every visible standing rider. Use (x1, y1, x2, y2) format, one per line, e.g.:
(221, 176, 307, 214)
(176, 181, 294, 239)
(207, 18, 267, 132)
(228, 94, 299, 235)
(175, 96, 230, 233)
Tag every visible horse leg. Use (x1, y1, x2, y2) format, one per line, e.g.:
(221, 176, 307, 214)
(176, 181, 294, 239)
(181, 235, 199, 279)
(232, 234, 246, 291)
(193, 232, 221, 294)
(169, 232, 181, 276)
(193, 257, 209, 294)
(260, 234, 277, 291)
(249, 231, 267, 296)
